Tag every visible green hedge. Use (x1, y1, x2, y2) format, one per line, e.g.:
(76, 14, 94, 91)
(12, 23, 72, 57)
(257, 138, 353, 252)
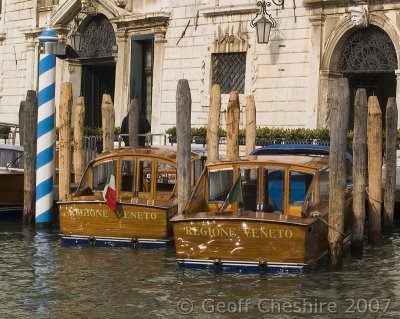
(166, 126, 334, 141)
(0, 125, 11, 135)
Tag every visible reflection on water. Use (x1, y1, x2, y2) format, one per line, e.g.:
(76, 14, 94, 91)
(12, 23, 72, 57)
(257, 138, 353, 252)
(1, 221, 400, 319)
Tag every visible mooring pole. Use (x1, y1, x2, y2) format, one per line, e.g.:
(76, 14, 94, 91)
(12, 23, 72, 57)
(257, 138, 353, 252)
(35, 27, 58, 227)
(351, 88, 367, 258)
(58, 82, 72, 202)
(328, 78, 349, 270)
(226, 91, 240, 161)
(73, 96, 85, 183)
(367, 96, 382, 244)
(383, 97, 398, 236)
(23, 91, 38, 224)
(101, 94, 115, 153)
(176, 79, 192, 214)
(129, 99, 139, 148)
(245, 95, 257, 159)
(206, 84, 221, 164)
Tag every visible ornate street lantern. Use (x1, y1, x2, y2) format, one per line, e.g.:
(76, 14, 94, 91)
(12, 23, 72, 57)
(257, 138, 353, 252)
(251, 0, 284, 44)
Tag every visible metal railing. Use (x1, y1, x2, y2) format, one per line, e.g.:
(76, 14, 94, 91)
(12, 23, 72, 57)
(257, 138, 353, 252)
(0, 122, 19, 145)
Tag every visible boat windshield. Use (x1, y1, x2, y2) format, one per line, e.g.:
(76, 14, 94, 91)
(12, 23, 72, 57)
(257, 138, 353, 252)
(92, 160, 117, 192)
(208, 168, 234, 203)
(0, 148, 23, 168)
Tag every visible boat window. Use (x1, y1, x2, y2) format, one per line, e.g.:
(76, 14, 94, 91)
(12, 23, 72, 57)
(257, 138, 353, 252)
(289, 170, 314, 206)
(263, 169, 284, 212)
(240, 167, 258, 211)
(208, 168, 233, 202)
(0, 149, 24, 168)
(138, 160, 152, 193)
(121, 160, 135, 192)
(156, 162, 176, 193)
(319, 170, 329, 202)
(93, 160, 116, 192)
(192, 159, 203, 187)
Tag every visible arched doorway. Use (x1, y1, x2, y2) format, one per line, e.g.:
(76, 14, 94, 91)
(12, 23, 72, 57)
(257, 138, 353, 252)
(337, 25, 398, 129)
(79, 14, 117, 128)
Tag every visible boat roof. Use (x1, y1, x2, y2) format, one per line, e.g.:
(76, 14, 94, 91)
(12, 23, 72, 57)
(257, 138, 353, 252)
(0, 144, 23, 152)
(89, 147, 202, 164)
(207, 154, 331, 171)
(251, 143, 353, 163)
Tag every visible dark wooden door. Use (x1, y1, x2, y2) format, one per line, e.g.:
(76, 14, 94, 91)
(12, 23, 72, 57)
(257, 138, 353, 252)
(82, 64, 116, 128)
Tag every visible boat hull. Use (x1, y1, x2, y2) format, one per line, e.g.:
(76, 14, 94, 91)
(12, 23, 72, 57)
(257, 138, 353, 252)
(0, 169, 23, 219)
(172, 214, 329, 271)
(59, 201, 177, 247)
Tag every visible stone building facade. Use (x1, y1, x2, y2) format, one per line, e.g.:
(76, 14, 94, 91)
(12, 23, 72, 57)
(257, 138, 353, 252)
(0, 0, 399, 139)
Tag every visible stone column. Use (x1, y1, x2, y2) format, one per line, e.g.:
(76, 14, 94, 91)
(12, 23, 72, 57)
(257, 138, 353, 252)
(151, 28, 167, 143)
(318, 70, 342, 128)
(114, 29, 129, 126)
(395, 69, 400, 128)
(309, 14, 326, 128)
(25, 36, 37, 90)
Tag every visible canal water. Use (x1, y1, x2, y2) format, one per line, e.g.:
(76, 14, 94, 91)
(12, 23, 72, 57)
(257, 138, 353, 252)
(1, 221, 400, 319)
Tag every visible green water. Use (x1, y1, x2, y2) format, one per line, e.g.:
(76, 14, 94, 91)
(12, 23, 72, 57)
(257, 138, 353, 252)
(1, 221, 399, 319)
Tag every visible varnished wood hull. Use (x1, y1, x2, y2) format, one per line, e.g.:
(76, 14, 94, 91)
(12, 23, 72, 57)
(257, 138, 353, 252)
(172, 211, 332, 271)
(59, 201, 178, 245)
(0, 169, 24, 207)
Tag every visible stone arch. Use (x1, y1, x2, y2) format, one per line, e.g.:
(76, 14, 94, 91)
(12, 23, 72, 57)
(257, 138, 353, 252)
(318, 12, 400, 128)
(322, 13, 400, 72)
(80, 14, 117, 58)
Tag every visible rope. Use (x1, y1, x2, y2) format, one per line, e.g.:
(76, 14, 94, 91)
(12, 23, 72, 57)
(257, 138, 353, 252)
(317, 216, 347, 237)
(365, 186, 383, 203)
(309, 211, 346, 237)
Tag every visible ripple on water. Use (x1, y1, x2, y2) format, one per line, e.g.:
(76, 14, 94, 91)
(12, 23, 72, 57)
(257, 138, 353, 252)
(0, 222, 400, 318)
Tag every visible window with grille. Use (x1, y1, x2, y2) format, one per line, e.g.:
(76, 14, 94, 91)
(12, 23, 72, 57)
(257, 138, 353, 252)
(212, 52, 246, 94)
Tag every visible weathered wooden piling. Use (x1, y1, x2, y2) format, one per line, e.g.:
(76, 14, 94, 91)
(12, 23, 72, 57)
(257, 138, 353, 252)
(383, 97, 398, 236)
(73, 96, 85, 183)
(351, 88, 367, 258)
(245, 95, 256, 159)
(367, 96, 382, 244)
(206, 84, 221, 164)
(176, 79, 192, 214)
(22, 90, 37, 224)
(58, 82, 72, 202)
(101, 94, 115, 153)
(226, 91, 240, 161)
(129, 99, 140, 148)
(18, 100, 25, 146)
(328, 78, 349, 270)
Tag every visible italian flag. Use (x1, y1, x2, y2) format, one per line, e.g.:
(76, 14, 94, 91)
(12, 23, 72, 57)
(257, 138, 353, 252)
(103, 167, 117, 211)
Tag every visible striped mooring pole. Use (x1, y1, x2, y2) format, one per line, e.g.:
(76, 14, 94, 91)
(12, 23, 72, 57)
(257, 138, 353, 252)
(35, 28, 58, 227)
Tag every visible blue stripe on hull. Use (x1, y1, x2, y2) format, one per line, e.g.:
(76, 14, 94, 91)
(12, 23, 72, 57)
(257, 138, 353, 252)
(61, 235, 173, 249)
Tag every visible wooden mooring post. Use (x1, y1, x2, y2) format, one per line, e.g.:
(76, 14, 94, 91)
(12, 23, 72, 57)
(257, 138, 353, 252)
(226, 91, 240, 161)
(351, 88, 367, 258)
(328, 78, 349, 270)
(101, 94, 115, 153)
(245, 95, 256, 159)
(206, 84, 221, 164)
(58, 82, 73, 202)
(383, 97, 398, 236)
(73, 96, 85, 183)
(129, 99, 140, 148)
(367, 96, 382, 244)
(176, 79, 192, 213)
(18, 100, 25, 146)
(22, 90, 37, 224)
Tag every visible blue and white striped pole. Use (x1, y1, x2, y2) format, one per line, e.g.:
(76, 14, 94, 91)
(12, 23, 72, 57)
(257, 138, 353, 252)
(35, 28, 58, 227)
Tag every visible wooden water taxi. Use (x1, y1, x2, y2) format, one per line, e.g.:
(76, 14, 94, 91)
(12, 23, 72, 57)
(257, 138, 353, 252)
(171, 144, 353, 272)
(58, 147, 204, 248)
(0, 144, 24, 219)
